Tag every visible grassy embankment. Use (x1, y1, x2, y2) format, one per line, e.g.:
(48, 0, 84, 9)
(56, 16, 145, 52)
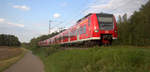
(0, 46, 27, 72)
(31, 46, 150, 72)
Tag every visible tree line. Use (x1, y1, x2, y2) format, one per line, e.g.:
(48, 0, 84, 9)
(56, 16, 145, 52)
(116, 0, 150, 46)
(0, 34, 21, 46)
(29, 30, 65, 47)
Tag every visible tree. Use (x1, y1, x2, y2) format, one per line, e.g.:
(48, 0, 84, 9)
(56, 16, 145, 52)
(0, 34, 21, 46)
(116, 0, 150, 46)
(29, 29, 65, 47)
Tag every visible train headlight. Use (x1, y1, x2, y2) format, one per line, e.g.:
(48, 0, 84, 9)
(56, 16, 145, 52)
(94, 30, 99, 32)
(115, 30, 117, 33)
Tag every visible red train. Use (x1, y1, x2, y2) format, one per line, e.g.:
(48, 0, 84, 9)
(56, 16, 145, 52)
(38, 13, 118, 46)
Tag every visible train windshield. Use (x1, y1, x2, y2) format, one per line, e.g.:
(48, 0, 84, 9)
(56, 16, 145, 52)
(97, 14, 114, 30)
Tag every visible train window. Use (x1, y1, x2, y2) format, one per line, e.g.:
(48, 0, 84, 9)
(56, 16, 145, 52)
(83, 25, 86, 34)
(73, 30, 76, 36)
(64, 33, 66, 39)
(66, 33, 68, 38)
(71, 31, 73, 36)
(88, 16, 91, 26)
(70, 31, 73, 37)
(97, 16, 113, 30)
(73, 30, 75, 36)
(98, 17, 113, 23)
(79, 28, 81, 34)
(80, 26, 84, 34)
(79, 25, 86, 34)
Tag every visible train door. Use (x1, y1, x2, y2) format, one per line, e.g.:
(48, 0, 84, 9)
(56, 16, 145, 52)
(88, 16, 91, 38)
(68, 31, 70, 42)
(77, 26, 80, 41)
(77, 29, 80, 41)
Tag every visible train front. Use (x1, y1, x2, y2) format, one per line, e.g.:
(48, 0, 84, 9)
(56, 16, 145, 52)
(93, 13, 117, 45)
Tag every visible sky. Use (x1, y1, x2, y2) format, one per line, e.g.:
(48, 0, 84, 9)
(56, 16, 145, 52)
(0, 0, 148, 42)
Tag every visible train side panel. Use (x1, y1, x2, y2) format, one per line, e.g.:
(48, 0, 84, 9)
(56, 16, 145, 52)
(39, 13, 118, 46)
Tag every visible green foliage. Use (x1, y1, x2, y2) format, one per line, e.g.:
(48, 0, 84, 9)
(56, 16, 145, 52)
(44, 45, 61, 56)
(29, 30, 64, 47)
(0, 34, 21, 46)
(28, 44, 61, 57)
(29, 32, 58, 47)
(33, 46, 150, 72)
(116, 0, 150, 46)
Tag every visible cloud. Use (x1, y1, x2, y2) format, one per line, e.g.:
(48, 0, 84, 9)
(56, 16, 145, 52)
(0, 18, 5, 22)
(53, 13, 61, 18)
(0, 18, 24, 27)
(12, 5, 30, 11)
(7, 22, 24, 27)
(84, 0, 149, 18)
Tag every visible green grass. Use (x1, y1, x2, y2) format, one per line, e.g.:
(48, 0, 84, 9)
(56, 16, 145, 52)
(32, 46, 150, 72)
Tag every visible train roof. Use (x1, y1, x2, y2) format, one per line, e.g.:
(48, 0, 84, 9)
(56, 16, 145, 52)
(77, 13, 92, 23)
(77, 13, 113, 23)
(96, 13, 113, 17)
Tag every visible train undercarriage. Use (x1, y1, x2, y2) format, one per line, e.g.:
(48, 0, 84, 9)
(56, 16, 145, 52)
(101, 34, 112, 46)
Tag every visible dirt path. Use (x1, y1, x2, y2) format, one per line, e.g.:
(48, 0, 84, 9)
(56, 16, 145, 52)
(3, 51, 45, 72)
